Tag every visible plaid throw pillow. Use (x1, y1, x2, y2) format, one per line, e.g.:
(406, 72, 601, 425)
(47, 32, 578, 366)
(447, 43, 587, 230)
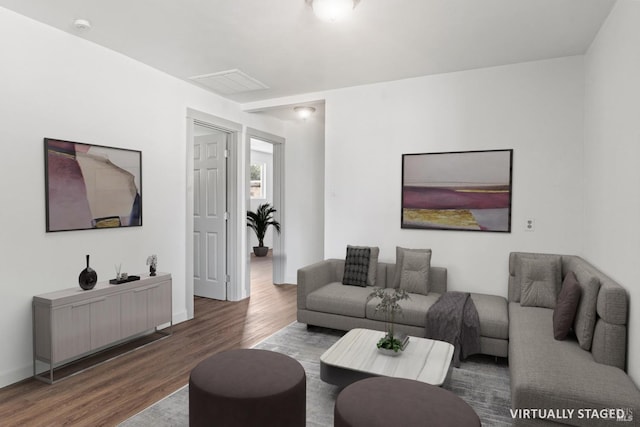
(342, 246, 371, 287)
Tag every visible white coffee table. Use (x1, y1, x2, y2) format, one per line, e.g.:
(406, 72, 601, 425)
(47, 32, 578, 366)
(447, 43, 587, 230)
(320, 328, 454, 388)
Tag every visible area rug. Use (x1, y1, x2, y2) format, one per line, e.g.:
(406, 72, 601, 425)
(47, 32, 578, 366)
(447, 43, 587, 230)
(120, 322, 512, 426)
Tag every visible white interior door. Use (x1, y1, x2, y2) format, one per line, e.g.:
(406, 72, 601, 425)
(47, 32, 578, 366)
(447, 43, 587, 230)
(193, 124, 227, 300)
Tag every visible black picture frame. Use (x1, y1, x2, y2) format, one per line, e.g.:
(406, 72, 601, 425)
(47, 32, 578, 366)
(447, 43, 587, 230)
(401, 149, 513, 232)
(44, 138, 142, 232)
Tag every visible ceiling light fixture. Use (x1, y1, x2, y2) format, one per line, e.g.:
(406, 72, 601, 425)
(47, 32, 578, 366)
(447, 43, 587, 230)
(307, 0, 360, 23)
(73, 18, 92, 31)
(294, 106, 316, 119)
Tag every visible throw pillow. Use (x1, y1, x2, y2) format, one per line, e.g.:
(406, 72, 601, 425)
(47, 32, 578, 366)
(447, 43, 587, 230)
(519, 258, 561, 308)
(399, 250, 430, 295)
(367, 247, 380, 287)
(573, 267, 601, 350)
(513, 254, 562, 302)
(553, 271, 582, 340)
(393, 247, 431, 295)
(342, 246, 371, 287)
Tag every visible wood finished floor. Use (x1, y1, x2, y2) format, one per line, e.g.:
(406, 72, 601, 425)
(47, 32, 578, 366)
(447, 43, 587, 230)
(0, 253, 297, 426)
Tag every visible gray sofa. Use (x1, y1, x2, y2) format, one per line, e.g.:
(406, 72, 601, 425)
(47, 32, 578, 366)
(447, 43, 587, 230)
(508, 252, 640, 427)
(297, 258, 509, 358)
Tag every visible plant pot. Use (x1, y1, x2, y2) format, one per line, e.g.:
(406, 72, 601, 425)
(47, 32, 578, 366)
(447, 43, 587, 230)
(377, 347, 402, 357)
(253, 246, 269, 257)
(376, 333, 407, 356)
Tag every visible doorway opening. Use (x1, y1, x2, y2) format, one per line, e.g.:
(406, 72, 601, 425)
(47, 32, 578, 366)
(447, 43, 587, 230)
(245, 129, 285, 298)
(248, 139, 275, 288)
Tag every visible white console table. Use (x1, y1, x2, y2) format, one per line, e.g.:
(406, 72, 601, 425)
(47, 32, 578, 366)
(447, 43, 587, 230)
(33, 273, 172, 383)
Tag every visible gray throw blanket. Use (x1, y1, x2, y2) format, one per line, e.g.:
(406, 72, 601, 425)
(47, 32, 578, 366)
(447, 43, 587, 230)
(425, 291, 481, 367)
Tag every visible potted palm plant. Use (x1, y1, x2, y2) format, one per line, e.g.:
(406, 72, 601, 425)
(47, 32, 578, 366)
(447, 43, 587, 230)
(368, 288, 410, 354)
(247, 203, 281, 257)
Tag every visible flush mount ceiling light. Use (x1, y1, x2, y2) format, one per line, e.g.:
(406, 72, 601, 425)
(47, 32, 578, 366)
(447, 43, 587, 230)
(294, 106, 316, 119)
(306, 0, 360, 23)
(73, 18, 92, 31)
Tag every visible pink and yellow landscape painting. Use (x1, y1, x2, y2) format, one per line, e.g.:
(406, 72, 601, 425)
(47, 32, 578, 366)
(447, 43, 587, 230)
(402, 150, 512, 232)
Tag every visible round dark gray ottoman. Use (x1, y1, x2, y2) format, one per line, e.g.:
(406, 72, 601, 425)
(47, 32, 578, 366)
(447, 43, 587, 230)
(189, 349, 306, 427)
(334, 377, 480, 427)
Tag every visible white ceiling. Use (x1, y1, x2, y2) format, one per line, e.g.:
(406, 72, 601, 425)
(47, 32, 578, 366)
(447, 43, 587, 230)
(0, 0, 616, 104)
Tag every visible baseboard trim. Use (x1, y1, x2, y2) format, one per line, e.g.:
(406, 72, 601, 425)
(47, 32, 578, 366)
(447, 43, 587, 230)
(173, 309, 189, 324)
(0, 364, 33, 389)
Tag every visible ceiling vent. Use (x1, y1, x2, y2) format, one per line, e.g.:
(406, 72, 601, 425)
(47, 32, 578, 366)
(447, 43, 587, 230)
(189, 69, 269, 95)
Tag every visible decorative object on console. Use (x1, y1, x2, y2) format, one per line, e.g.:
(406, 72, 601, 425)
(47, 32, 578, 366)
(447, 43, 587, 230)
(368, 287, 410, 353)
(78, 254, 97, 290)
(44, 138, 142, 232)
(109, 275, 141, 285)
(246, 203, 281, 257)
(401, 149, 513, 232)
(147, 254, 158, 276)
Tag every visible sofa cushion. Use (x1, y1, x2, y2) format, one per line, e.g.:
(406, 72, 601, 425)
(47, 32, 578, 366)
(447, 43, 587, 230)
(553, 271, 581, 340)
(366, 290, 441, 327)
(591, 319, 627, 369)
(399, 250, 430, 295)
(563, 255, 628, 325)
(367, 247, 380, 286)
(511, 253, 561, 302)
(509, 303, 640, 425)
(342, 246, 371, 287)
(307, 282, 372, 318)
(519, 257, 560, 308)
(392, 247, 432, 289)
(469, 293, 509, 340)
(573, 266, 601, 351)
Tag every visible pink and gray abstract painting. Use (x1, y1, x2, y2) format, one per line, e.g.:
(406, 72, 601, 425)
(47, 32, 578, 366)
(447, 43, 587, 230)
(45, 139, 142, 232)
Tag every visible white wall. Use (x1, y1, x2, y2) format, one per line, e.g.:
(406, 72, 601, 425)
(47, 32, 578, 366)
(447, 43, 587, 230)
(0, 7, 283, 387)
(584, 0, 640, 385)
(283, 116, 325, 283)
(323, 56, 585, 297)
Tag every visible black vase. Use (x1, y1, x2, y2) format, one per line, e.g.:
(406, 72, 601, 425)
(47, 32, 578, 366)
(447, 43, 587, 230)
(78, 254, 98, 290)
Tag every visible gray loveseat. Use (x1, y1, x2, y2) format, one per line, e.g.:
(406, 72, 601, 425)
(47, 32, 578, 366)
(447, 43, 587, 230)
(297, 258, 509, 358)
(508, 252, 640, 427)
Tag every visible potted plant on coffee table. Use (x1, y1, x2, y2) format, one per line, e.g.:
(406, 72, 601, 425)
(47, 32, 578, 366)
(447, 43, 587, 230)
(247, 203, 281, 257)
(369, 288, 409, 356)
(368, 287, 410, 354)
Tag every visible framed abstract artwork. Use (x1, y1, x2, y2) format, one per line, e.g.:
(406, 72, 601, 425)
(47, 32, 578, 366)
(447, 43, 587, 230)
(44, 138, 142, 232)
(401, 149, 513, 232)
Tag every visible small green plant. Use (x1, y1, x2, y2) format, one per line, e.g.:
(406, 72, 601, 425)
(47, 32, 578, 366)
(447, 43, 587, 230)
(246, 203, 281, 247)
(368, 287, 410, 352)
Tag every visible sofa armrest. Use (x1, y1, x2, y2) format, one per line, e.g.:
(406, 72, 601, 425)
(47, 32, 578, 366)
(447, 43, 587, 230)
(297, 259, 341, 310)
